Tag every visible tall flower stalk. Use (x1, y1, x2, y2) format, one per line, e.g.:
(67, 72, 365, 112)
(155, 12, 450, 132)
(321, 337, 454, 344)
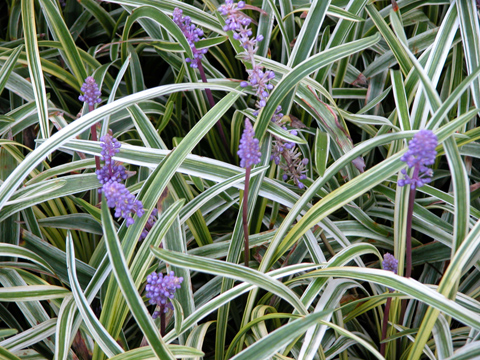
(219, 0, 308, 188)
(172, 8, 231, 158)
(237, 118, 261, 266)
(398, 129, 438, 278)
(381, 253, 399, 356)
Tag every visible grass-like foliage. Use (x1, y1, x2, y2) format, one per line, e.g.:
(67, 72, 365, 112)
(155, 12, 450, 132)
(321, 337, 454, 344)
(1, 0, 480, 359)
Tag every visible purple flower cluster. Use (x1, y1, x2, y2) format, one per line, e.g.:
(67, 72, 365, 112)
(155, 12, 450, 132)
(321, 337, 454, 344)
(219, 1, 250, 29)
(140, 208, 158, 240)
(219, 0, 274, 109)
(270, 107, 309, 189)
(382, 253, 398, 274)
(172, 8, 208, 68)
(241, 68, 275, 108)
(78, 76, 102, 106)
(398, 130, 437, 189)
(103, 182, 144, 227)
(96, 133, 144, 227)
(145, 271, 183, 318)
(383, 253, 398, 292)
(238, 119, 261, 168)
(96, 135, 127, 185)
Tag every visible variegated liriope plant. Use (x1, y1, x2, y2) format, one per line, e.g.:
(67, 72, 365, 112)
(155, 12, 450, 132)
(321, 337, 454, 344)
(0, 0, 480, 359)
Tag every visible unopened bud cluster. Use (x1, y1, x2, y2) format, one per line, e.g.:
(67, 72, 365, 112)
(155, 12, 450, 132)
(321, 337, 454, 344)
(172, 8, 208, 68)
(382, 253, 398, 292)
(398, 129, 437, 189)
(145, 271, 183, 318)
(270, 107, 309, 189)
(78, 76, 102, 106)
(382, 253, 398, 274)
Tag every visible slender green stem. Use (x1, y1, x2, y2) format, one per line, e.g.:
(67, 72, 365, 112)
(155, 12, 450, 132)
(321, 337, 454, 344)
(243, 166, 251, 267)
(405, 187, 417, 278)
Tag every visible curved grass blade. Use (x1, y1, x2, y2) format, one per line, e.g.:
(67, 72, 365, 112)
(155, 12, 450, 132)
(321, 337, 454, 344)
(54, 296, 76, 360)
(457, 0, 480, 108)
(0, 45, 22, 96)
(95, 91, 242, 353)
(163, 264, 319, 343)
(38, 0, 87, 85)
(444, 341, 480, 360)
(185, 322, 215, 360)
(365, 4, 412, 76)
(101, 198, 175, 360)
(0, 346, 21, 360)
(122, 6, 194, 61)
(0, 244, 55, 276)
(319, 320, 384, 360)
(66, 233, 124, 358)
(80, 0, 115, 38)
(270, 109, 477, 269)
(288, 0, 330, 67)
(0, 285, 69, 301)
(105, 0, 223, 33)
(108, 345, 205, 359)
(150, 248, 308, 315)
(21, 0, 49, 140)
(255, 34, 381, 142)
(179, 166, 268, 223)
(0, 83, 239, 210)
(0, 318, 57, 352)
(299, 279, 362, 360)
(433, 314, 453, 359)
(298, 267, 480, 330)
(230, 311, 332, 360)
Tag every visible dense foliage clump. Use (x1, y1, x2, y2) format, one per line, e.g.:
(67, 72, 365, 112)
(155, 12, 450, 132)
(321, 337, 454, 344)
(0, 1, 480, 359)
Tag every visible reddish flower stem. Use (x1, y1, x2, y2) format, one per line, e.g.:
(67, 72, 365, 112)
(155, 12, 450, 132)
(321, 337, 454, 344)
(197, 62, 232, 160)
(160, 304, 166, 336)
(88, 104, 101, 172)
(380, 296, 392, 356)
(400, 181, 418, 325)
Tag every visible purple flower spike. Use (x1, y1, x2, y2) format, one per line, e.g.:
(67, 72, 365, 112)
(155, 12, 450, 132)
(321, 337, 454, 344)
(238, 119, 261, 168)
(96, 133, 144, 227)
(145, 271, 183, 318)
(383, 253, 398, 274)
(79, 76, 102, 106)
(398, 130, 438, 189)
(172, 8, 208, 68)
(244, 67, 275, 109)
(102, 182, 144, 227)
(383, 253, 398, 292)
